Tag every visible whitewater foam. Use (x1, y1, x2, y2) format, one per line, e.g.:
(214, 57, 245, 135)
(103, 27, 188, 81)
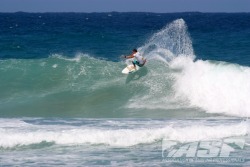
(0, 120, 247, 148)
(171, 56, 250, 117)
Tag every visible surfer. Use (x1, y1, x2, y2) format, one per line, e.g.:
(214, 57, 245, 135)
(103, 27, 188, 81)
(124, 49, 146, 69)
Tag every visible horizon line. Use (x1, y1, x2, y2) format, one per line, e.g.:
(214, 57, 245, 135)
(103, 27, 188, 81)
(1, 11, 250, 14)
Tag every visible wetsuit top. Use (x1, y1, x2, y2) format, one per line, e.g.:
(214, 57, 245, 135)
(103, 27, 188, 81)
(134, 52, 145, 64)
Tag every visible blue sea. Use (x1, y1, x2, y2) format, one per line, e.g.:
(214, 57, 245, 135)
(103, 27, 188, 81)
(0, 12, 250, 166)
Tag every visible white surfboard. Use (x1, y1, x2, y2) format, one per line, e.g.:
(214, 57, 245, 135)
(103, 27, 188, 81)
(122, 64, 140, 74)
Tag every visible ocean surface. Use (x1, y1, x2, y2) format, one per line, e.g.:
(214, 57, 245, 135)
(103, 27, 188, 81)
(0, 12, 250, 166)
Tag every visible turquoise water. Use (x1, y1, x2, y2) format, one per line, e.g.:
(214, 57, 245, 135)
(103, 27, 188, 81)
(0, 13, 250, 166)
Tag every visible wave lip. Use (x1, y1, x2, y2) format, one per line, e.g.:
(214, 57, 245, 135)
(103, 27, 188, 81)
(50, 53, 91, 62)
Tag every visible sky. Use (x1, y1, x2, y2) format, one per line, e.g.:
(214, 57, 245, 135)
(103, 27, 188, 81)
(0, 0, 250, 13)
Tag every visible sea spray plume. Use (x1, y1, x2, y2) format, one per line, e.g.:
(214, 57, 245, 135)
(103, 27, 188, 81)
(140, 19, 194, 63)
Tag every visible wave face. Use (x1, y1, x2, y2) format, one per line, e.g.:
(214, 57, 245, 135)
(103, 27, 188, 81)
(0, 54, 128, 117)
(0, 18, 249, 118)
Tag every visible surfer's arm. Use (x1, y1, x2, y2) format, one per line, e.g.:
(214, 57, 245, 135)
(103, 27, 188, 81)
(124, 54, 134, 59)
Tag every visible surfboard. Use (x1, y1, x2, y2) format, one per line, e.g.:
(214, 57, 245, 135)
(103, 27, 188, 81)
(122, 64, 140, 74)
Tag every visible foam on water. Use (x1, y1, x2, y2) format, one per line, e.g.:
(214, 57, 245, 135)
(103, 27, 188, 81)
(0, 119, 247, 148)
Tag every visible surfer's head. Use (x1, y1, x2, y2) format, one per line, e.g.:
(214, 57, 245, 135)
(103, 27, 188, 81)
(133, 49, 137, 53)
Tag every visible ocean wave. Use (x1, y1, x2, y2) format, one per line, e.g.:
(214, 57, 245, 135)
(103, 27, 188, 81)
(0, 19, 249, 118)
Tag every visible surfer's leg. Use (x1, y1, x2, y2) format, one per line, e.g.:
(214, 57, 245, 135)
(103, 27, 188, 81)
(132, 60, 137, 69)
